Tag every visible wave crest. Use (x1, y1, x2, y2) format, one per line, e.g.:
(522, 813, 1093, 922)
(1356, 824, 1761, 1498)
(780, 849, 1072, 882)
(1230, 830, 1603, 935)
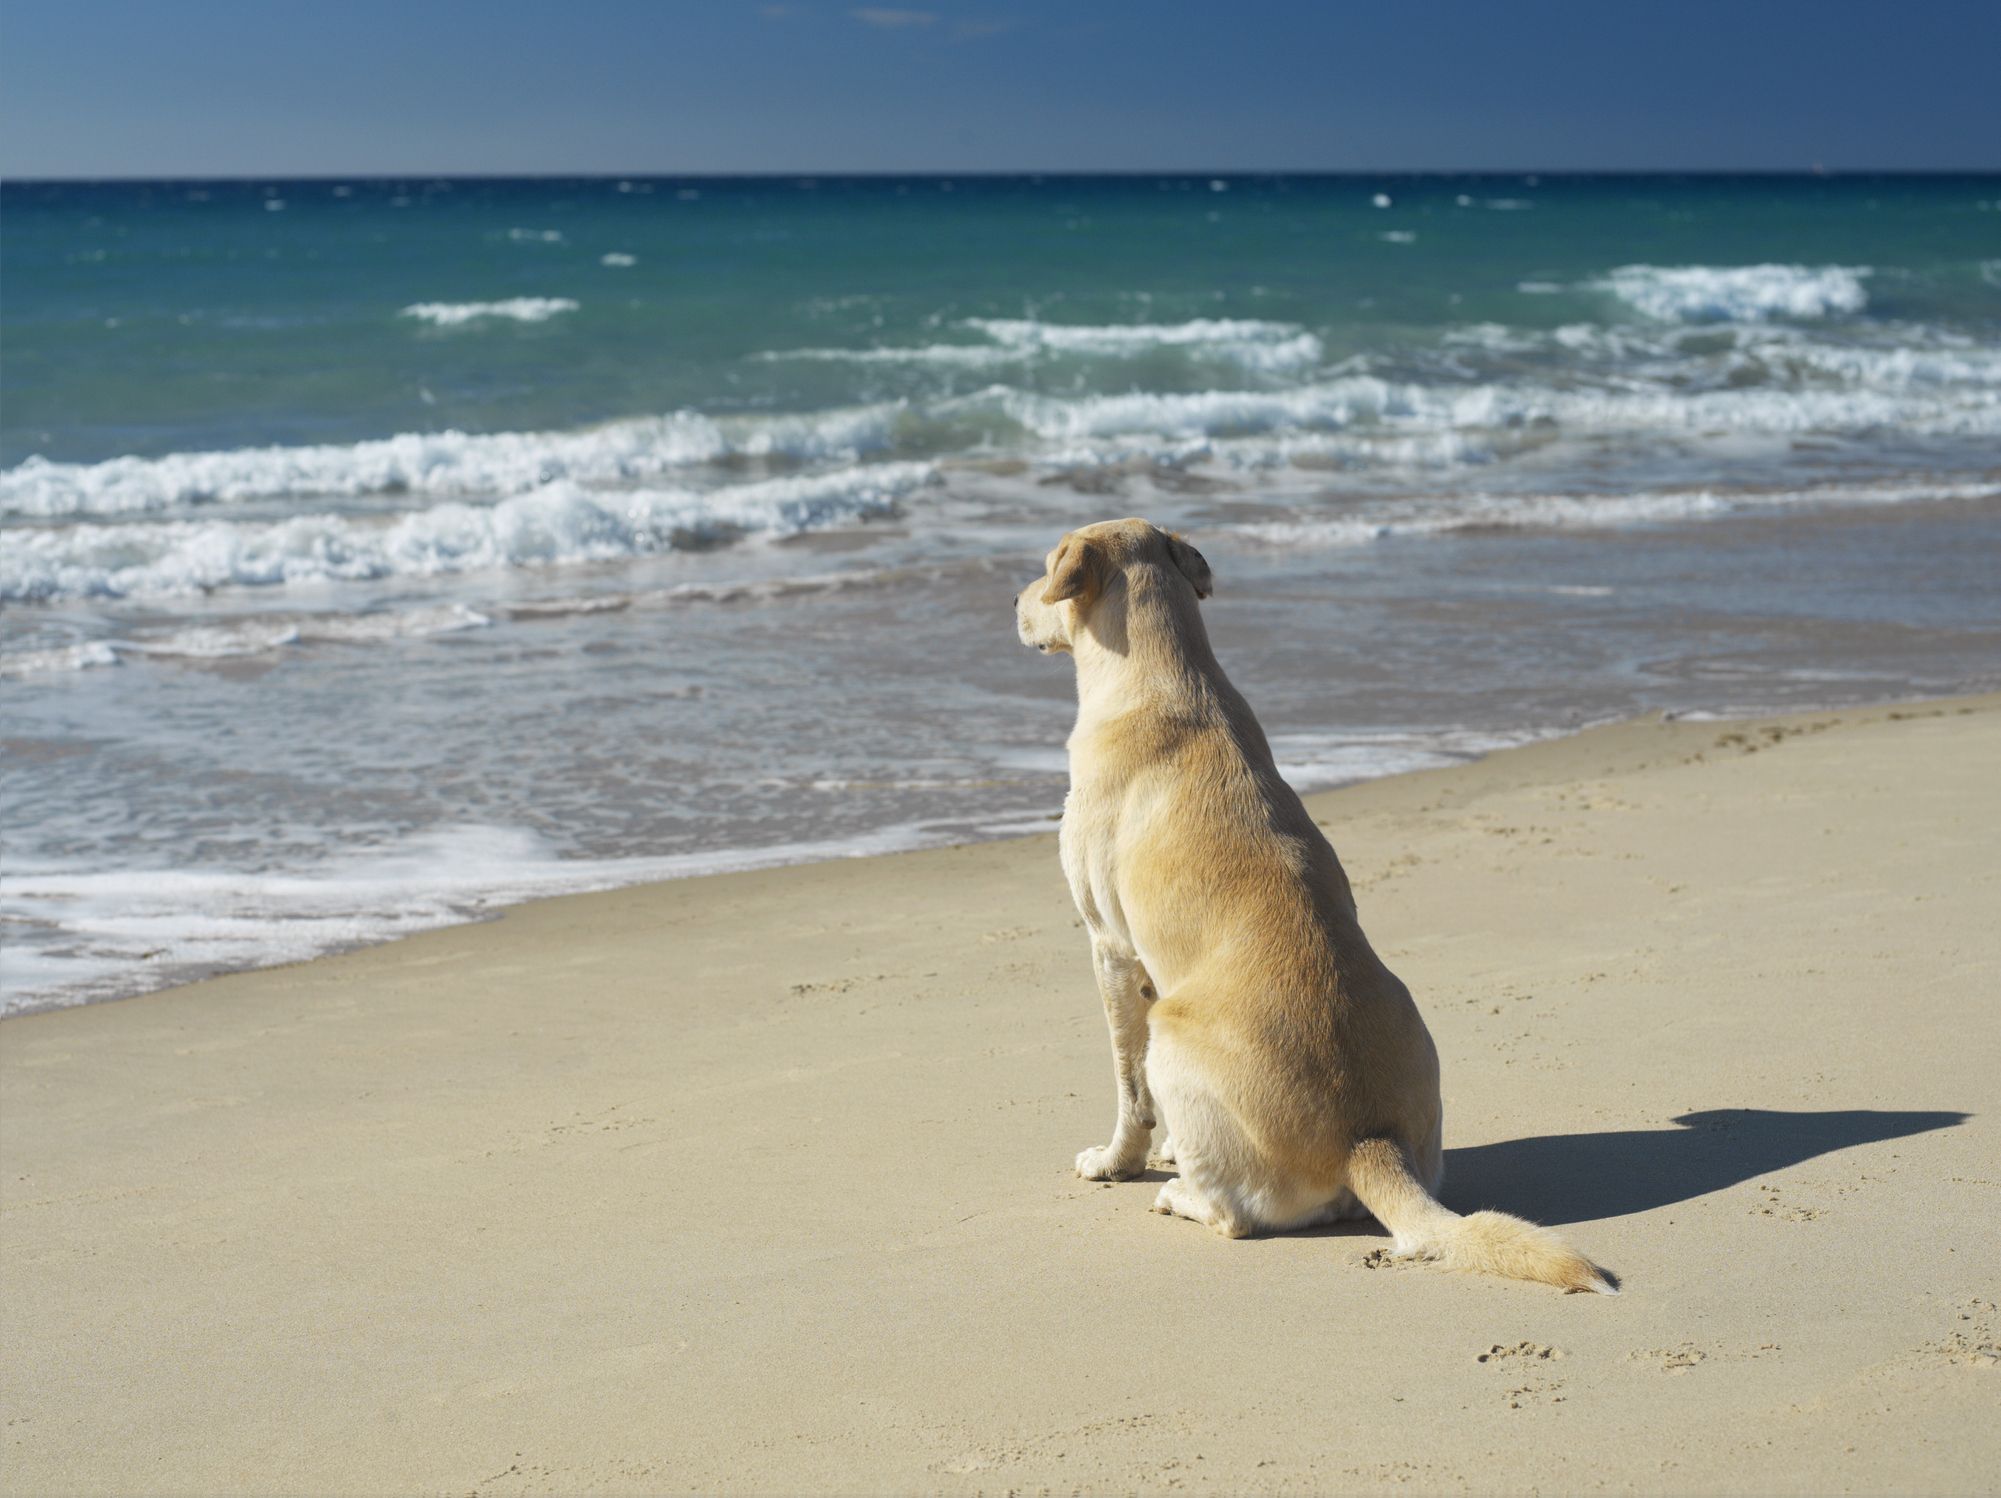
(765, 316, 1325, 375)
(1600, 264, 1870, 323)
(399, 297, 579, 326)
(0, 407, 901, 519)
(0, 464, 935, 602)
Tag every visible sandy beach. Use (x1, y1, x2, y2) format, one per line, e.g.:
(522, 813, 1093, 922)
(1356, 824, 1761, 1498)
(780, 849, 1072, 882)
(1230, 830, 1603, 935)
(4, 694, 1997, 1496)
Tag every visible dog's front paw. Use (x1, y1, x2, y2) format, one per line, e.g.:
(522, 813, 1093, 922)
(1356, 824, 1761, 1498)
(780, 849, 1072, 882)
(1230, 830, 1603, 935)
(1075, 1143, 1143, 1181)
(1148, 1135, 1177, 1168)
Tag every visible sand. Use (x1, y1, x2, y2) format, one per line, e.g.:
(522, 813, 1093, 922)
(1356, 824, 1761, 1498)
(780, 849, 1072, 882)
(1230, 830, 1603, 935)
(4, 696, 1998, 1496)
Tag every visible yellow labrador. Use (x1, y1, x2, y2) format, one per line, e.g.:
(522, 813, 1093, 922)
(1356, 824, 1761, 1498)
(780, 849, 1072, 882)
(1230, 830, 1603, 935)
(1016, 518, 1613, 1293)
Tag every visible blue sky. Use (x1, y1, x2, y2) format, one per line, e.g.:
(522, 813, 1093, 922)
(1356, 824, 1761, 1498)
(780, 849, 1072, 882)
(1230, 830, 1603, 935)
(2, 0, 1997, 178)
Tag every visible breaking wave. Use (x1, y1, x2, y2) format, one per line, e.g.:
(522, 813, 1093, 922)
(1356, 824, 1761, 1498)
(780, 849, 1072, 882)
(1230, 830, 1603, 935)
(0, 407, 900, 518)
(960, 372, 2001, 446)
(1599, 264, 1871, 323)
(965, 316, 1325, 372)
(400, 297, 579, 326)
(764, 316, 1325, 375)
(10, 360, 2000, 535)
(0, 464, 935, 602)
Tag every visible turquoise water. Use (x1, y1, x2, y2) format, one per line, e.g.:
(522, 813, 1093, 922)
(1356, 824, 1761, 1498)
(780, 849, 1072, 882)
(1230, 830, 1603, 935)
(4, 175, 1999, 1010)
(9, 174, 2001, 465)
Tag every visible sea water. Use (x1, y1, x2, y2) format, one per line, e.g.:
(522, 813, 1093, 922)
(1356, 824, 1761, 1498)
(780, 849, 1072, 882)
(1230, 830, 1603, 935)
(4, 174, 1999, 1011)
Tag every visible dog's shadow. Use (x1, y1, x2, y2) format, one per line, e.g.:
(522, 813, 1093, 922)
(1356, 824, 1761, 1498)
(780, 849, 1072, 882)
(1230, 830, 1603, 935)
(1289, 1107, 1967, 1235)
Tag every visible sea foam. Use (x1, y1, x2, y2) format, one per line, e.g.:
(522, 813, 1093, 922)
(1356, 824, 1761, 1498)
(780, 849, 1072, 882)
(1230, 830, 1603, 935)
(963, 317, 1324, 372)
(1222, 477, 1999, 549)
(965, 372, 2001, 448)
(0, 604, 496, 678)
(766, 317, 1325, 376)
(1601, 264, 1870, 322)
(0, 407, 901, 519)
(399, 297, 579, 327)
(0, 820, 959, 1014)
(0, 464, 935, 602)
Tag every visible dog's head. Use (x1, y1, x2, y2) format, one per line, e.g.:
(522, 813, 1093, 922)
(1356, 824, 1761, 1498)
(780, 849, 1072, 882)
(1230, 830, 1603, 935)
(1015, 517, 1213, 655)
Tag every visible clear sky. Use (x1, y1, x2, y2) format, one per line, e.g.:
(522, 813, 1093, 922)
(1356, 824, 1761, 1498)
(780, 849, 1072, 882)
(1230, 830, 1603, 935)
(2, 0, 1997, 179)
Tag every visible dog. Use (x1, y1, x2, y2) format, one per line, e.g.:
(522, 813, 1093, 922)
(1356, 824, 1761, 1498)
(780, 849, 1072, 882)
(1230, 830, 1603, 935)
(1016, 518, 1613, 1293)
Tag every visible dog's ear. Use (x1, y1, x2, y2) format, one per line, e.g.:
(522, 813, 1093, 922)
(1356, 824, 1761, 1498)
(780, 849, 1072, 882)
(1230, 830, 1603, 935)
(1165, 532, 1213, 600)
(1041, 535, 1102, 605)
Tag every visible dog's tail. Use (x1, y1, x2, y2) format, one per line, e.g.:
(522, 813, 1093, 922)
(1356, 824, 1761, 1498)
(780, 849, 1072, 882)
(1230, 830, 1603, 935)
(1345, 1137, 1616, 1295)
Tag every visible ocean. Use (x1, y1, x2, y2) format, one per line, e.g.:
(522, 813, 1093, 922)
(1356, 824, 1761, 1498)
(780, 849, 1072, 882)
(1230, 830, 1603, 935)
(4, 173, 1999, 1013)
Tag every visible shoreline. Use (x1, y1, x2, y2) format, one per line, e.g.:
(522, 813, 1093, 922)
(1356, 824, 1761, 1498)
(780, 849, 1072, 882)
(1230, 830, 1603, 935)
(5, 690, 1998, 1493)
(5, 685, 1993, 1019)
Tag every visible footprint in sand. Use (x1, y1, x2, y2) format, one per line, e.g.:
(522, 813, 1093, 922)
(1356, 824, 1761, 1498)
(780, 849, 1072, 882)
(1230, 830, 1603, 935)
(1475, 1342, 1568, 1408)
(1920, 1299, 1999, 1368)
(1476, 1341, 1564, 1364)
(1632, 1343, 1709, 1374)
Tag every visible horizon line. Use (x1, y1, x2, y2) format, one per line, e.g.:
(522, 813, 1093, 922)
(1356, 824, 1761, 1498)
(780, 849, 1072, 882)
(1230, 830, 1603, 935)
(5, 166, 2000, 186)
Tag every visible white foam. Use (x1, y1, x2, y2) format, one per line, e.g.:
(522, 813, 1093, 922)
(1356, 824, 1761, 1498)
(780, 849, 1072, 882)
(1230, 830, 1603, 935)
(1269, 727, 1542, 792)
(399, 297, 579, 327)
(967, 315, 1316, 358)
(495, 560, 966, 620)
(1440, 318, 2001, 389)
(118, 622, 304, 659)
(0, 407, 902, 518)
(1726, 327, 2001, 388)
(0, 464, 935, 601)
(1379, 231, 1417, 244)
(600, 252, 637, 267)
(299, 603, 493, 642)
(973, 379, 1397, 442)
(766, 317, 1325, 376)
(12, 318, 1998, 538)
(973, 369, 2001, 447)
(0, 604, 495, 676)
(0, 820, 962, 1015)
(1600, 264, 1870, 322)
(1206, 429, 1500, 471)
(0, 641, 121, 677)
(1223, 477, 1999, 549)
(505, 228, 565, 243)
(761, 342, 1012, 369)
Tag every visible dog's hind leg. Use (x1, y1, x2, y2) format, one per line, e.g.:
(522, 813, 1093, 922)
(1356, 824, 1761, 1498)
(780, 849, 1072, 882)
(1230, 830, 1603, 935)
(1152, 1173, 1236, 1233)
(1074, 939, 1158, 1180)
(1142, 1018, 1267, 1237)
(1146, 1006, 1345, 1237)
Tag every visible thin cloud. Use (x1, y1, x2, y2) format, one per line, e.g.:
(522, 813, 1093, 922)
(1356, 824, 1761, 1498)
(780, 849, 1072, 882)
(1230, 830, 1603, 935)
(851, 8, 937, 28)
